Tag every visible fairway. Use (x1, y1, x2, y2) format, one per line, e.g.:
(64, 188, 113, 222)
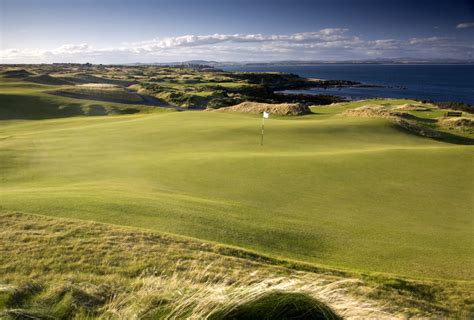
(1, 109, 473, 281)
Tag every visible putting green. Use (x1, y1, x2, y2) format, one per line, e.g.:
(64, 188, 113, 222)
(1, 110, 473, 280)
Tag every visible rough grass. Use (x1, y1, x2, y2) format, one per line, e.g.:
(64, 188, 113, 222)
(439, 117, 474, 134)
(342, 105, 393, 118)
(212, 101, 311, 116)
(0, 212, 373, 319)
(153, 90, 210, 108)
(339, 102, 474, 142)
(1, 212, 472, 318)
(393, 104, 434, 111)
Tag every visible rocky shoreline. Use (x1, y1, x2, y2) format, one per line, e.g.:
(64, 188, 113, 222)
(271, 78, 379, 105)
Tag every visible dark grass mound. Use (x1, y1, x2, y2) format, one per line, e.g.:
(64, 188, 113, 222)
(209, 291, 341, 320)
(2, 69, 34, 78)
(26, 74, 74, 86)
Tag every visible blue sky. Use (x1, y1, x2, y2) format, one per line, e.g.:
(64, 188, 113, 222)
(1, 0, 473, 63)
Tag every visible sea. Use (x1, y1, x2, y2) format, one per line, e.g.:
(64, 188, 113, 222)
(221, 64, 474, 105)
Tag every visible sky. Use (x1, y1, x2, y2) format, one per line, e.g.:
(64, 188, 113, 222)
(1, 0, 473, 63)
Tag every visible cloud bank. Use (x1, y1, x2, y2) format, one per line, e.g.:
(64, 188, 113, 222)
(1, 28, 472, 63)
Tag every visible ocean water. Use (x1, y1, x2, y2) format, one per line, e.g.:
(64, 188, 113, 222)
(222, 64, 474, 105)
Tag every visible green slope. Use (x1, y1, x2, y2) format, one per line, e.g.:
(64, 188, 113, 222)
(1, 110, 473, 280)
(0, 78, 164, 119)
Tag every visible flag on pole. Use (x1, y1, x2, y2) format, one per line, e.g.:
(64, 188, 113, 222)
(261, 112, 269, 146)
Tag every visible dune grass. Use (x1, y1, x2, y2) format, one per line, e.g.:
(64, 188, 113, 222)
(1, 99, 473, 281)
(2, 212, 472, 318)
(0, 212, 377, 319)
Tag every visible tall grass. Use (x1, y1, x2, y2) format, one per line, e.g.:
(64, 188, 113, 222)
(2, 212, 471, 319)
(101, 261, 386, 319)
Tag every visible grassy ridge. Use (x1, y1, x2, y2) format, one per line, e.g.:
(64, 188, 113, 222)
(0, 78, 168, 119)
(52, 85, 144, 104)
(1, 103, 473, 280)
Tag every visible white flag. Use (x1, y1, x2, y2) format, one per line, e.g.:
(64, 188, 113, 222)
(263, 111, 270, 119)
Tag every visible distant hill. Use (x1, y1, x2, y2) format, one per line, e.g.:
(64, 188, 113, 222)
(122, 58, 474, 67)
(219, 58, 474, 66)
(2, 69, 34, 78)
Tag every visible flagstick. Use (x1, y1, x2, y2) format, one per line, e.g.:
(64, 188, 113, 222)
(261, 116, 265, 146)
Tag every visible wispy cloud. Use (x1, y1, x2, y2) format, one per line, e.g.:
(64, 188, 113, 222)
(129, 29, 352, 49)
(1, 29, 472, 63)
(456, 22, 474, 29)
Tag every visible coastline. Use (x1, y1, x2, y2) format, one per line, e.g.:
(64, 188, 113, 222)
(222, 64, 474, 106)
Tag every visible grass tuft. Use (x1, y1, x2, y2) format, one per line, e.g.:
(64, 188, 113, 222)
(7, 283, 43, 308)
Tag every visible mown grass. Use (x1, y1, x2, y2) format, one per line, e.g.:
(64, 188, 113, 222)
(1, 212, 472, 318)
(1, 98, 473, 281)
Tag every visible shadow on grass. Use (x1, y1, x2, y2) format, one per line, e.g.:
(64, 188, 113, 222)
(430, 131, 474, 145)
(209, 291, 341, 320)
(391, 120, 474, 145)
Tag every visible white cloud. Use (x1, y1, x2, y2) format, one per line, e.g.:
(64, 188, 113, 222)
(456, 22, 474, 29)
(131, 29, 352, 50)
(53, 44, 91, 54)
(408, 37, 449, 45)
(0, 29, 472, 63)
